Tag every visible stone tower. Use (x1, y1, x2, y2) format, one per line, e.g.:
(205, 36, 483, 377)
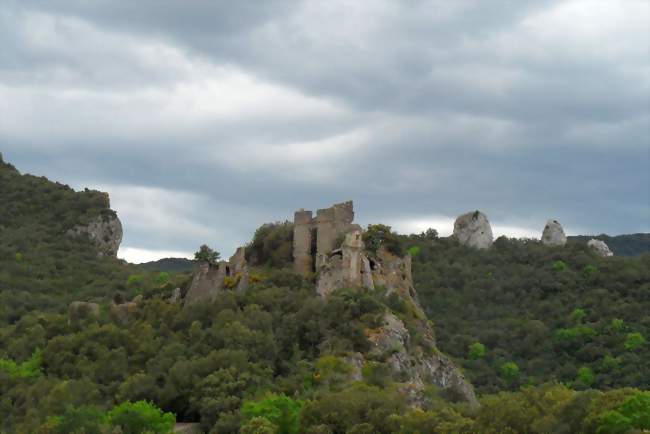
(292, 201, 358, 275)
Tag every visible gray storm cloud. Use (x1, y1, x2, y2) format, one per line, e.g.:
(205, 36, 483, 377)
(1, 0, 648, 262)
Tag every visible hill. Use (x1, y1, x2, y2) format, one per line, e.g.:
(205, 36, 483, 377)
(138, 257, 196, 272)
(402, 233, 650, 394)
(0, 156, 648, 434)
(568, 233, 650, 256)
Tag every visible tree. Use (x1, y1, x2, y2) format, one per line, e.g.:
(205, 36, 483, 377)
(240, 417, 279, 434)
(49, 405, 107, 434)
(597, 392, 650, 434)
(576, 367, 595, 388)
(468, 342, 486, 360)
(194, 245, 220, 265)
(571, 308, 586, 324)
(241, 394, 303, 434)
(363, 224, 403, 256)
(624, 332, 646, 351)
(500, 362, 520, 380)
(108, 400, 175, 434)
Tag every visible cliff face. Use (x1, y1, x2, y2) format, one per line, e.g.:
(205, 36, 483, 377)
(67, 212, 123, 257)
(317, 237, 478, 406)
(301, 204, 478, 406)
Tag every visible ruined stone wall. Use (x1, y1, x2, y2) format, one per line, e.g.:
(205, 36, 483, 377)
(294, 201, 356, 275)
(293, 210, 313, 275)
(184, 247, 249, 306)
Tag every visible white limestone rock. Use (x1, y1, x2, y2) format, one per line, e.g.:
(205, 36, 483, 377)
(67, 213, 123, 257)
(453, 210, 493, 249)
(542, 219, 567, 246)
(588, 239, 613, 257)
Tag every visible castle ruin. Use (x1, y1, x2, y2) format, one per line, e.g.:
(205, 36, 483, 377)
(293, 201, 361, 275)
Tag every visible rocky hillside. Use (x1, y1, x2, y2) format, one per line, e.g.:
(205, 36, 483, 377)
(0, 155, 134, 322)
(1, 157, 648, 434)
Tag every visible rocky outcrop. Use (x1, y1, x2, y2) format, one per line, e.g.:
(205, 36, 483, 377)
(453, 211, 493, 249)
(310, 215, 475, 405)
(170, 287, 182, 303)
(542, 219, 567, 246)
(110, 295, 143, 325)
(367, 312, 478, 407)
(184, 247, 249, 306)
(67, 213, 123, 257)
(68, 301, 100, 324)
(316, 230, 417, 308)
(588, 239, 613, 257)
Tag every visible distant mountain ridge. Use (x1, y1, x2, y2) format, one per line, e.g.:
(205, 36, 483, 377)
(137, 257, 195, 272)
(568, 233, 650, 256)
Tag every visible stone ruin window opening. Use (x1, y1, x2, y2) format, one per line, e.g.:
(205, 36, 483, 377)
(330, 250, 343, 259)
(225, 265, 230, 276)
(369, 259, 377, 271)
(310, 227, 318, 273)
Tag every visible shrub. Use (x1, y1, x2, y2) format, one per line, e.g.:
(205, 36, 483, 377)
(624, 332, 646, 351)
(597, 392, 650, 433)
(553, 260, 568, 271)
(407, 245, 420, 258)
(49, 406, 107, 434)
(155, 272, 170, 285)
(241, 394, 303, 434)
(500, 362, 520, 380)
(576, 366, 595, 388)
(571, 308, 587, 324)
(468, 342, 486, 360)
(363, 224, 403, 256)
(611, 318, 625, 331)
(108, 400, 175, 434)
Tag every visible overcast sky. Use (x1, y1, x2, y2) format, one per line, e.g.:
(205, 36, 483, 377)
(1, 0, 648, 263)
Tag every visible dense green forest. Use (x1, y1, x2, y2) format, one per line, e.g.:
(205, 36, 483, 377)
(0, 157, 648, 433)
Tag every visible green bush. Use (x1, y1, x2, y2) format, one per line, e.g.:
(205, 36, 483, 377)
(576, 366, 595, 388)
(553, 260, 568, 271)
(624, 332, 646, 350)
(468, 342, 486, 360)
(597, 392, 650, 433)
(108, 400, 175, 434)
(49, 405, 107, 434)
(500, 362, 520, 380)
(363, 224, 403, 256)
(241, 394, 303, 434)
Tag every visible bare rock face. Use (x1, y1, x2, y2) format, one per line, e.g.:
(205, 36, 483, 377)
(110, 295, 142, 325)
(68, 301, 100, 324)
(367, 312, 479, 407)
(588, 239, 613, 257)
(315, 230, 477, 406)
(184, 262, 226, 306)
(453, 211, 493, 249)
(67, 213, 123, 257)
(170, 287, 182, 303)
(542, 219, 567, 246)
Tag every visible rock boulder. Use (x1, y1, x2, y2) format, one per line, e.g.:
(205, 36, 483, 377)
(542, 219, 567, 246)
(588, 239, 613, 257)
(453, 210, 493, 249)
(68, 301, 100, 324)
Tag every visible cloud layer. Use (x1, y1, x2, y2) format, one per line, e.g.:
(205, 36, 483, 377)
(1, 0, 648, 262)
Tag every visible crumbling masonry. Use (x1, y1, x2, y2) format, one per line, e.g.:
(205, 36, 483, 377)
(293, 201, 361, 275)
